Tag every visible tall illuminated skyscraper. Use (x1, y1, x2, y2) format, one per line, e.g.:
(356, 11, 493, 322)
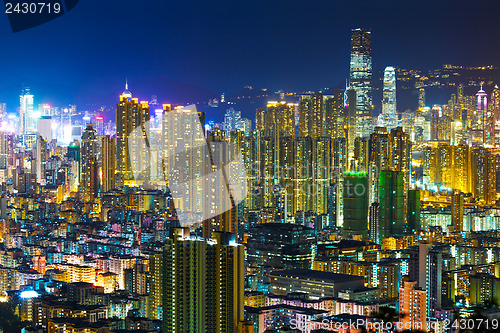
(155, 228, 245, 333)
(101, 135, 116, 193)
(493, 85, 500, 120)
(367, 127, 390, 205)
(354, 137, 369, 172)
(423, 146, 438, 186)
(331, 137, 347, 226)
(242, 131, 261, 211)
(390, 127, 411, 220)
(20, 87, 35, 135)
(299, 93, 324, 138)
(277, 135, 294, 220)
(325, 89, 345, 139)
(312, 137, 330, 214)
(418, 88, 425, 111)
(116, 82, 150, 182)
(382, 66, 397, 130)
(343, 172, 369, 239)
(451, 191, 464, 233)
(294, 137, 313, 213)
(492, 85, 500, 145)
(260, 135, 276, 208)
(407, 189, 420, 233)
(379, 170, 405, 238)
(345, 88, 358, 163)
(452, 144, 470, 193)
(430, 107, 440, 140)
(80, 124, 99, 203)
(0, 132, 9, 172)
(471, 147, 496, 205)
(223, 108, 241, 133)
(349, 28, 373, 138)
(260, 101, 295, 137)
(204, 130, 238, 239)
(476, 85, 488, 145)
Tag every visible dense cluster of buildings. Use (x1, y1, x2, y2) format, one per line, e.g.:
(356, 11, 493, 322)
(1, 28, 500, 333)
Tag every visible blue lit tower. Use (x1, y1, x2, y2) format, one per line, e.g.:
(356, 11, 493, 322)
(20, 87, 35, 135)
(382, 66, 397, 130)
(476, 85, 488, 145)
(349, 28, 373, 138)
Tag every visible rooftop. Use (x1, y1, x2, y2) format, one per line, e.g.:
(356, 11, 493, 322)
(270, 269, 364, 282)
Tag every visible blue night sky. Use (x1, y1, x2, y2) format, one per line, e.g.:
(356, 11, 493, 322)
(0, 0, 499, 110)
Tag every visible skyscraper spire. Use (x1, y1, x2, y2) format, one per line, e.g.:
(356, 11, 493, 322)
(122, 78, 132, 99)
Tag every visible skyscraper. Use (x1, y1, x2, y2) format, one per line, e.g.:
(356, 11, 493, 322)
(312, 137, 330, 214)
(430, 107, 440, 140)
(260, 135, 276, 209)
(116, 82, 150, 183)
(20, 87, 35, 135)
(379, 170, 405, 239)
(345, 88, 358, 164)
(154, 228, 245, 333)
(223, 108, 241, 133)
(475, 85, 488, 145)
(382, 66, 397, 130)
(294, 137, 313, 213)
(451, 190, 464, 233)
(390, 127, 411, 222)
(259, 101, 295, 137)
(101, 135, 116, 193)
(406, 189, 420, 233)
(299, 93, 324, 138)
(349, 28, 373, 138)
(492, 85, 500, 121)
(471, 147, 496, 205)
(325, 89, 345, 139)
(343, 172, 369, 239)
(418, 88, 426, 111)
(469, 273, 500, 307)
(204, 130, 239, 239)
(426, 247, 445, 317)
(492, 85, 500, 145)
(241, 131, 261, 211)
(452, 144, 470, 193)
(368, 127, 390, 204)
(80, 124, 99, 203)
(37, 116, 52, 142)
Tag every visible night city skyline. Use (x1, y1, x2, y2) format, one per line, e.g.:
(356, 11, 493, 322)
(1, 0, 500, 110)
(3, 1, 500, 333)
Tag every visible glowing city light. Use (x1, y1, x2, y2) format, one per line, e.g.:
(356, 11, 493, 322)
(20, 290, 39, 299)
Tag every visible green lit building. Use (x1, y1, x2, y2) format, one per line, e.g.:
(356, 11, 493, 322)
(379, 170, 405, 239)
(407, 189, 421, 233)
(343, 172, 369, 238)
(149, 228, 245, 333)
